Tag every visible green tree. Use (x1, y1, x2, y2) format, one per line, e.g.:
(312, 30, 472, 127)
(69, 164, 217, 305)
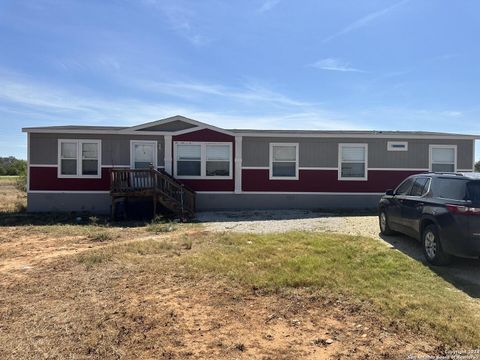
(0, 157, 26, 176)
(475, 161, 480, 172)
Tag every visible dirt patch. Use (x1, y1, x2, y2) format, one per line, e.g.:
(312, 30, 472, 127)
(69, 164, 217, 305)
(0, 250, 437, 360)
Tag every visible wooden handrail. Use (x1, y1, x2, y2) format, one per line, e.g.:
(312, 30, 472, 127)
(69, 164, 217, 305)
(110, 166, 196, 216)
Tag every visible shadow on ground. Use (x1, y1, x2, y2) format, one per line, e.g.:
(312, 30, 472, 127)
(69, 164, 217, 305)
(380, 233, 480, 299)
(0, 212, 152, 228)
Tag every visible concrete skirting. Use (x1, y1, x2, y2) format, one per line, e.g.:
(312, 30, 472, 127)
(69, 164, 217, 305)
(28, 192, 111, 214)
(196, 193, 382, 211)
(27, 192, 382, 214)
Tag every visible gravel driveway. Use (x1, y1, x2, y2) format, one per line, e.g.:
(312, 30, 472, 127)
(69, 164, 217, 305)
(196, 210, 480, 300)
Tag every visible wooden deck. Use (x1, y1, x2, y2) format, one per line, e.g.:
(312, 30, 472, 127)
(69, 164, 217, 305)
(110, 167, 196, 220)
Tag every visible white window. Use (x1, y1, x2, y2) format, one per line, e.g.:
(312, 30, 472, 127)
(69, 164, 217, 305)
(269, 143, 299, 180)
(338, 144, 368, 180)
(58, 140, 101, 178)
(387, 141, 408, 151)
(429, 145, 457, 172)
(206, 144, 230, 176)
(174, 142, 232, 179)
(177, 144, 202, 176)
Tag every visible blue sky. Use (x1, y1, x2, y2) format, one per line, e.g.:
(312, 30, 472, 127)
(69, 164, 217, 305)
(0, 0, 479, 160)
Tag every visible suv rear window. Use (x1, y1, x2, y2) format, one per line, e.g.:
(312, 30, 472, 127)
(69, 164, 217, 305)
(434, 178, 467, 200)
(466, 181, 480, 203)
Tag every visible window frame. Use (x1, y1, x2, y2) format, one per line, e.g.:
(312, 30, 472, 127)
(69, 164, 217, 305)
(173, 141, 233, 180)
(269, 143, 299, 180)
(387, 141, 408, 151)
(130, 140, 158, 169)
(338, 143, 368, 181)
(429, 144, 457, 173)
(57, 139, 102, 179)
(408, 177, 432, 198)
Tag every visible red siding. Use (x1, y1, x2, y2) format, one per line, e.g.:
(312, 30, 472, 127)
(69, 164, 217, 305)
(176, 179, 234, 191)
(30, 167, 111, 191)
(242, 169, 422, 192)
(173, 128, 234, 142)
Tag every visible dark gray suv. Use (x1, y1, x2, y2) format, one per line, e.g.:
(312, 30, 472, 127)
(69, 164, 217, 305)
(378, 172, 480, 265)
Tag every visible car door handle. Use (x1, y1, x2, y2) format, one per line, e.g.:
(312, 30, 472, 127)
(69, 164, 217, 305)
(416, 202, 425, 208)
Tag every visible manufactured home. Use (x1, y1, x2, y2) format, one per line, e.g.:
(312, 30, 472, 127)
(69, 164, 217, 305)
(23, 115, 477, 214)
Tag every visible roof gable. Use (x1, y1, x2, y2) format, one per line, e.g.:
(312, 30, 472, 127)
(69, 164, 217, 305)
(139, 119, 197, 132)
(122, 115, 234, 136)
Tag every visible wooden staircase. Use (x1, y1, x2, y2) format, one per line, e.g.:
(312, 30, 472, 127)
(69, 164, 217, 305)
(110, 166, 196, 220)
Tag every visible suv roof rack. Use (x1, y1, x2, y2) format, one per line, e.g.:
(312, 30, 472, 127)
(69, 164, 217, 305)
(426, 172, 480, 179)
(427, 172, 465, 176)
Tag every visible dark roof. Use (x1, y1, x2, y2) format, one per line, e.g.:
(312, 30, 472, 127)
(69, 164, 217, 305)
(23, 125, 128, 131)
(228, 129, 475, 137)
(22, 119, 478, 138)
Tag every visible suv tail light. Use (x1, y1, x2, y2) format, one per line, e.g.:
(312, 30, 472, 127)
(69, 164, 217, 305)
(446, 204, 480, 216)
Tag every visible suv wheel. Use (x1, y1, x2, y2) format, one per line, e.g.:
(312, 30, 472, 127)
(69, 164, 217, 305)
(379, 210, 395, 235)
(422, 224, 452, 266)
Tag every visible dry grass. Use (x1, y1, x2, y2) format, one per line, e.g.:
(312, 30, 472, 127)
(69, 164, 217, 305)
(0, 228, 442, 359)
(1, 183, 479, 358)
(0, 177, 26, 213)
(0, 176, 18, 185)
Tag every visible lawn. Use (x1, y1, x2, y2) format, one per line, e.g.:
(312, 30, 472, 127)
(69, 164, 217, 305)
(1, 182, 479, 358)
(185, 231, 480, 347)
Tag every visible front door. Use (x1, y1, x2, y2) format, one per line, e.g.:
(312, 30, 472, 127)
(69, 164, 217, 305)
(131, 141, 157, 169)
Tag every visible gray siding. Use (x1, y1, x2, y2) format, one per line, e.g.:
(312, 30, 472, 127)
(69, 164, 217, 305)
(30, 133, 165, 167)
(242, 137, 474, 169)
(140, 120, 197, 132)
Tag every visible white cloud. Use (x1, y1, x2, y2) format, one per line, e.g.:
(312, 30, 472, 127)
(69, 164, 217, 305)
(310, 58, 364, 73)
(141, 1, 210, 46)
(132, 79, 313, 107)
(258, 0, 280, 13)
(323, 0, 410, 43)
(441, 111, 463, 118)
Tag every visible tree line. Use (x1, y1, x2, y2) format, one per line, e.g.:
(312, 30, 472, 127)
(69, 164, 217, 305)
(0, 157, 27, 176)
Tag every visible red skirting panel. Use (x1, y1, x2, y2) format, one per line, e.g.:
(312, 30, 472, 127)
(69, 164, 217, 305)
(30, 167, 111, 191)
(242, 169, 423, 192)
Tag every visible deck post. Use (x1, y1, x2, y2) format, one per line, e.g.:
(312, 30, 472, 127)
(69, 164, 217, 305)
(111, 197, 116, 221)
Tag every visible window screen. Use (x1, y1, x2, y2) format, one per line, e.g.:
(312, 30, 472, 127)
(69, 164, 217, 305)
(431, 147, 455, 172)
(340, 145, 366, 178)
(271, 144, 297, 178)
(60, 142, 78, 175)
(177, 144, 201, 176)
(82, 142, 99, 175)
(206, 144, 230, 176)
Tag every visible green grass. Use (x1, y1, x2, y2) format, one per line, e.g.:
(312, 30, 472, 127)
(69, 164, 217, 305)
(185, 231, 480, 347)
